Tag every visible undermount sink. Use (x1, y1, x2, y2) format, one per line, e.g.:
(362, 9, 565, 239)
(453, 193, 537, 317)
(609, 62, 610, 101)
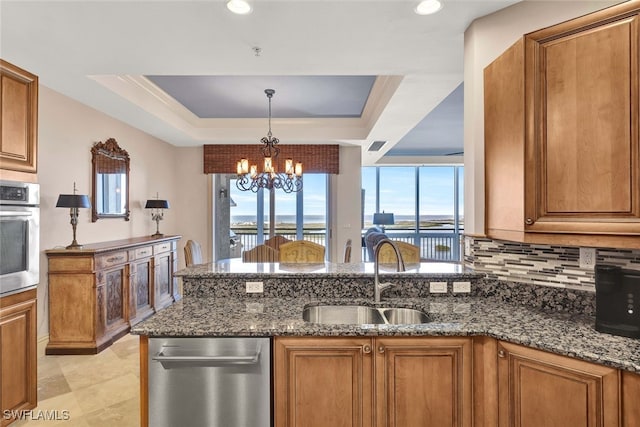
(381, 307, 430, 324)
(302, 305, 430, 325)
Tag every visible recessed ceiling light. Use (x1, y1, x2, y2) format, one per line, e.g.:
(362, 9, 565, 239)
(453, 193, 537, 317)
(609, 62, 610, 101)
(415, 0, 442, 15)
(227, 0, 252, 15)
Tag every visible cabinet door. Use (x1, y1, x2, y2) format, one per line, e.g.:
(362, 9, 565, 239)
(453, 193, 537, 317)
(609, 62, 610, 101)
(274, 337, 374, 427)
(0, 60, 38, 174)
(153, 253, 173, 310)
(130, 258, 153, 324)
(0, 291, 36, 426)
(103, 265, 128, 336)
(498, 341, 619, 427)
(525, 8, 640, 234)
(622, 370, 640, 427)
(375, 337, 472, 427)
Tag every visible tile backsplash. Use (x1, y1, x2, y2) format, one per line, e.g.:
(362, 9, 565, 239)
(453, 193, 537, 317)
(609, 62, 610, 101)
(465, 237, 640, 292)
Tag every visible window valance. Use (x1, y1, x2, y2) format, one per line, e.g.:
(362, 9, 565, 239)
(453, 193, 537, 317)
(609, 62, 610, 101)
(203, 144, 340, 174)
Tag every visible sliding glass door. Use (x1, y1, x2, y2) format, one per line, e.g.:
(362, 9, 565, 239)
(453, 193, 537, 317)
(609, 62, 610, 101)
(229, 174, 328, 252)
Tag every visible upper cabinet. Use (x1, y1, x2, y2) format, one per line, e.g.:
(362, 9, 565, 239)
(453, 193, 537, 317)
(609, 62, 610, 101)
(485, 2, 640, 249)
(0, 59, 38, 181)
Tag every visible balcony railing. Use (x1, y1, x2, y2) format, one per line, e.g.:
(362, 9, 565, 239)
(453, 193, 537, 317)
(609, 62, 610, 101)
(232, 228, 462, 262)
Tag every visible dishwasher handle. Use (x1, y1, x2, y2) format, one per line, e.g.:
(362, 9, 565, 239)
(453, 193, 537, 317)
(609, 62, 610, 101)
(152, 345, 262, 365)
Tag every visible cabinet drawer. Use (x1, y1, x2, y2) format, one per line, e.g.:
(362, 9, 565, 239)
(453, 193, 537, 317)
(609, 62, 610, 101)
(135, 247, 153, 259)
(96, 251, 128, 269)
(154, 243, 171, 254)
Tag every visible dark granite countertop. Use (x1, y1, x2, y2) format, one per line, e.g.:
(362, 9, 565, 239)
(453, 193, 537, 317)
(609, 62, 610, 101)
(131, 295, 640, 373)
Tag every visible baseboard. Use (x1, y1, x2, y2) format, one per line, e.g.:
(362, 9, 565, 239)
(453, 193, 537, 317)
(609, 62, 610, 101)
(37, 335, 49, 358)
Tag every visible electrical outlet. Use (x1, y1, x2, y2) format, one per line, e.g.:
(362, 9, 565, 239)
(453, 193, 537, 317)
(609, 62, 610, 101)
(245, 281, 264, 293)
(579, 247, 597, 269)
(453, 281, 471, 293)
(464, 237, 471, 255)
(429, 281, 448, 294)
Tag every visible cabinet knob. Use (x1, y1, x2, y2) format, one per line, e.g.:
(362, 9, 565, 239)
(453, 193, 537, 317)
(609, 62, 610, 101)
(378, 345, 385, 354)
(363, 345, 371, 354)
(498, 349, 506, 358)
(525, 218, 534, 225)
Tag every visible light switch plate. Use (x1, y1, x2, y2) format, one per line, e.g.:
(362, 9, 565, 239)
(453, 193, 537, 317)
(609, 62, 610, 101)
(429, 281, 448, 294)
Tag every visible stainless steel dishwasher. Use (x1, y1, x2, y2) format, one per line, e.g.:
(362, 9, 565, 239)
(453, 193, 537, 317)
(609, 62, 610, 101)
(148, 337, 271, 427)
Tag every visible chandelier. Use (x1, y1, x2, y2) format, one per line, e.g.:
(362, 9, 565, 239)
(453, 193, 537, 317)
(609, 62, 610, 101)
(236, 89, 303, 193)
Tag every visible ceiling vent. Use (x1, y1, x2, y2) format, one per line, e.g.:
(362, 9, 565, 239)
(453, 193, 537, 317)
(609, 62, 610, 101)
(368, 140, 387, 152)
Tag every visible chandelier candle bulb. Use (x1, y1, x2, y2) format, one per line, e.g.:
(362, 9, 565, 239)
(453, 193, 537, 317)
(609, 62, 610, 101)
(237, 159, 249, 175)
(295, 163, 303, 177)
(264, 157, 273, 173)
(285, 159, 293, 175)
(250, 165, 257, 178)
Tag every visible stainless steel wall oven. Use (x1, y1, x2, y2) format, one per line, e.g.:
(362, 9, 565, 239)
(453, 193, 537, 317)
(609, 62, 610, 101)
(0, 180, 39, 296)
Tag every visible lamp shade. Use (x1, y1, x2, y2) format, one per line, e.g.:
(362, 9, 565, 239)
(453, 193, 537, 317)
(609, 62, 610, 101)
(145, 199, 170, 209)
(56, 194, 91, 209)
(373, 212, 395, 226)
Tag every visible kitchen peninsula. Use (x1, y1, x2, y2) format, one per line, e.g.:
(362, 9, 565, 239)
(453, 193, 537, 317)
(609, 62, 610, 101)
(133, 260, 640, 426)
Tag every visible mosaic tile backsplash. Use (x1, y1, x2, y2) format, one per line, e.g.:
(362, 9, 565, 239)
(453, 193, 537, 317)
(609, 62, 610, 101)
(465, 237, 640, 292)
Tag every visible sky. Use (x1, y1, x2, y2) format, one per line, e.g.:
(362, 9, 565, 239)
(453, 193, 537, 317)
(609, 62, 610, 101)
(230, 166, 464, 218)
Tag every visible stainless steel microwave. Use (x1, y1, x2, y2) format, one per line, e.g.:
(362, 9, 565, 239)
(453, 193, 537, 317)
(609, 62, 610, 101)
(0, 180, 39, 296)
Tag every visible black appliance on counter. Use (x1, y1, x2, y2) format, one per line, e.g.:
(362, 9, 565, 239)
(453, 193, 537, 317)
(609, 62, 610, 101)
(595, 264, 640, 338)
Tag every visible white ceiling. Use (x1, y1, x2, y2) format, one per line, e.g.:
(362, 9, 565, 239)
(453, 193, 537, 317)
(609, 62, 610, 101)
(0, 0, 521, 164)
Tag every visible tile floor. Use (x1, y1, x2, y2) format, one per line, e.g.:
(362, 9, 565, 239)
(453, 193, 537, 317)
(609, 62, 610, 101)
(13, 334, 140, 426)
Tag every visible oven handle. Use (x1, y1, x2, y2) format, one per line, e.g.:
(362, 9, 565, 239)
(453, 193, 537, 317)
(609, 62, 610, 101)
(152, 346, 261, 365)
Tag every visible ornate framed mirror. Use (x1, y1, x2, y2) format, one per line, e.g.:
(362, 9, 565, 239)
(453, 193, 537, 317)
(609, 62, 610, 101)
(91, 138, 130, 222)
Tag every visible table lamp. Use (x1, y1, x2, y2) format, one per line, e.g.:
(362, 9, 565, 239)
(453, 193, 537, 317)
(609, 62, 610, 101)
(56, 183, 91, 249)
(373, 212, 395, 233)
(145, 195, 170, 237)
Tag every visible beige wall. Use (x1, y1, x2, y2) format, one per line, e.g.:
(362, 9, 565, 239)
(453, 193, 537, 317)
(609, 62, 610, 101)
(462, 0, 620, 236)
(37, 85, 208, 337)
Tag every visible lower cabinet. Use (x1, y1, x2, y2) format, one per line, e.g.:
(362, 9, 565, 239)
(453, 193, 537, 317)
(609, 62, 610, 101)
(497, 341, 620, 427)
(274, 336, 472, 427)
(0, 289, 36, 427)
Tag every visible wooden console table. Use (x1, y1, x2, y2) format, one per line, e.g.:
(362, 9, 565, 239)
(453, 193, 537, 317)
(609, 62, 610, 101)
(46, 235, 181, 355)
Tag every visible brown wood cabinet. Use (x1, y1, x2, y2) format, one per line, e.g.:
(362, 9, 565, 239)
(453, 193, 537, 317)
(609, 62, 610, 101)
(375, 337, 472, 427)
(484, 2, 640, 249)
(0, 288, 37, 427)
(622, 370, 640, 427)
(0, 59, 38, 183)
(497, 341, 620, 427)
(275, 336, 373, 427)
(273, 336, 472, 427)
(46, 235, 180, 355)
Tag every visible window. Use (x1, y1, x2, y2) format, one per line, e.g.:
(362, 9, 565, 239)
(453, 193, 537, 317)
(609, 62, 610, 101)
(230, 175, 328, 251)
(361, 166, 463, 261)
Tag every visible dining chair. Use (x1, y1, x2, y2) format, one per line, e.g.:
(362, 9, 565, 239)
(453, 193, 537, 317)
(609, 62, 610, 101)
(376, 240, 420, 263)
(343, 238, 352, 263)
(184, 239, 203, 266)
(264, 235, 292, 252)
(242, 244, 279, 262)
(279, 240, 325, 263)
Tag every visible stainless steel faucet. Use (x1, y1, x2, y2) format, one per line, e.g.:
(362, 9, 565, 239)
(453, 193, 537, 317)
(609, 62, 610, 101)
(373, 238, 406, 303)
